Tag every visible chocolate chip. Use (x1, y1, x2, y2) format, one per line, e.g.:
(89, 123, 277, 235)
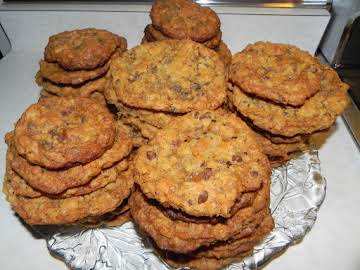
(61, 110, 71, 117)
(198, 191, 208, 204)
(226, 161, 232, 167)
(202, 168, 213, 180)
(250, 171, 259, 177)
(191, 82, 201, 91)
(232, 154, 242, 162)
(146, 151, 157, 160)
(80, 116, 87, 123)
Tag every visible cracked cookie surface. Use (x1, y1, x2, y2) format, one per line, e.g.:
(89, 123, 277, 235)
(14, 97, 116, 169)
(44, 28, 126, 71)
(133, 110, 270, 217)
(230, 67, 349, 137)
(230, 42, 323, 106)
(110, 40, 226, 113)
(150, 0, 220, 42)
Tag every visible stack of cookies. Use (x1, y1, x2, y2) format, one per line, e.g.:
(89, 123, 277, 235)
(228, 42, 350, 166)
(105, 39, 227, 145)
(3, 96, 133, 226)
(142, 0, 232, 67)
(130, 110, 274, 270)
(35, 28, 127, 104)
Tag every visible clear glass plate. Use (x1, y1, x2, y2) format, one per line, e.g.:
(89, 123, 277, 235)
(35, 150, 326, 270)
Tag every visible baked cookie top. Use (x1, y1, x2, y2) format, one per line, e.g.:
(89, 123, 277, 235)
(230, 67, 349, 137)
(230, 42, 323, 106)
(10, 122, 132, 194)
(150, 0, 220, 42)
(133, 110, 270, 217)
(44, 28, 126, 71)
(110, 40, 226, 113)
(14, 97, 115, 169)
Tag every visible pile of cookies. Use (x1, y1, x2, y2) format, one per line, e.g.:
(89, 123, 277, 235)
(105, 39, 227, 145)
(3, 97, 133, 226)
(142, 0, 232, 67)
(35, 28, 127, 104)
(130, 110, 274, 270)
(228, 42, 350, 165)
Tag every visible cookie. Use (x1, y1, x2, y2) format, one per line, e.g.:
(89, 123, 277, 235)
(39, 60, 109, 85)
(11, 122, 132, 194)
(9, 155, 128, 199)
(141, 36, 149, 44)
(230, 42, 324, 106)
(162, 251, 252, 270)
(215, 41, 232, 68)
(229, 67, 349, 137)
(145, 24, 222, 49)
(121, 115, 160, 140)
(129, 186, 270, 253)
(119, 105, 176, 129)
(14, 97, 115, 169)
(134, 110, 270, 217)
(44, 28, 126, 71)
(79, 201, 131, 228)
(159, 216, 273, 270)
(3, 169, 133, 225)
(36, 72, 106, 97)
(197, 214, 274, 259)
(162, 192, 256, 224)
(150, 0, 220, 42)
(238, 117, 304, 144)
(110, 40, 226, 113)
(255, 131, 307, 160)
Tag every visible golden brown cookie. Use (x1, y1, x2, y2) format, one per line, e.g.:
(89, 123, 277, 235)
(255, 131, 307, 162)
(150, 0, 220, 42)
(39, 60, 109, 85)
(36, 72, 106, 97)
(229, 67, 349, 137)
(145, 24, 222, 49)
(230, 42, 324, 106)
(162, 251, 252, 270)
(141, 36, 149, 44)
(121, 115, 160, 140)
(3, 168, 133, 225)
(116, 101, 177, 129)
(79, 201, 131, 228)
(196, 214, 274, 259)
(40, 89, 106, 106)
(134, 110, 270, 217)
(44, 28, 126, 71)
(129, 186, 270, 253)
(14, 97, 115, 169)
(110, 40, 226, 113)
(10, 122, 132, 194)
(215, 41, 232, 68)
(161, 192, 256, 224)
(8, 156, 128, 199)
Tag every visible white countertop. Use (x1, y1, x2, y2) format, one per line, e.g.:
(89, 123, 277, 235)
(0, 6, 359, 270)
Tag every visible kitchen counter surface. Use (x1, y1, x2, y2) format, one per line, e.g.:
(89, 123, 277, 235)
(0, 6, 359, 270)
